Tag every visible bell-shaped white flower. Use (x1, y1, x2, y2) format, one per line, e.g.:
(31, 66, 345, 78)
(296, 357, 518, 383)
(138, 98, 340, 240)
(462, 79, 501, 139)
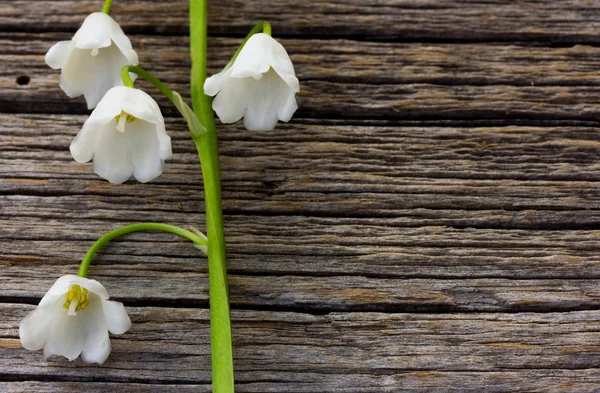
(70, 86, 172, 184)
(45, 12, 139, 109)
(204, 33, 299, 131)
(19, 275, 131, 364)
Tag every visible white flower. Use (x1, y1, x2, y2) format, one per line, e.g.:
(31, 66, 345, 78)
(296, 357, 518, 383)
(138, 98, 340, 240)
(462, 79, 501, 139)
(19, 275, 131, 364)
(45, 12, 139, 109)
(70, 86, 172, 184)
(204, 33, 299, 131)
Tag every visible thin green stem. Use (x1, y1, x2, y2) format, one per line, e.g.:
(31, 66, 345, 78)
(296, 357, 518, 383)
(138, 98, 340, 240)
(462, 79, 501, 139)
(121, 65, 173, 100)
(190, 1, 234, 392)
(224, 21, 272, 70)
(78, 223, 207, 278)
(102, 0, 113, 14)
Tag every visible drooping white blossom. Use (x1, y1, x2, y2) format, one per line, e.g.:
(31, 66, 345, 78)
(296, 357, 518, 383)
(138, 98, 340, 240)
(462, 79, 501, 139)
(204, 33, 299, 131)
(19, 275, 131, 364)
(45, 12, 139, 109)
(70, 86, 172, 184)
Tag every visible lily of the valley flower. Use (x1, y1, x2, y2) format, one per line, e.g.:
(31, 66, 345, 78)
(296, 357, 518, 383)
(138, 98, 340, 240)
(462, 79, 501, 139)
(204, 33, 299, 131)
(45, 12, 139, 109)
(19, 275, 131, 364)
(70, 86, 172, 184)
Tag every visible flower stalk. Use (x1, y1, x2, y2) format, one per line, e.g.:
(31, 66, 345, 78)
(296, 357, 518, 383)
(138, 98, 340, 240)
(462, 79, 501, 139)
(102, 0, 113, 14)
(77, 223, 208, 278)
(190, 1, 235, 392)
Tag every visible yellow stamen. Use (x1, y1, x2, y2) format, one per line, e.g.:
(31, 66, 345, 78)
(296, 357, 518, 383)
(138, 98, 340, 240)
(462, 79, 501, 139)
(63, 285, 90, 316)
(115, 111, 139, 133)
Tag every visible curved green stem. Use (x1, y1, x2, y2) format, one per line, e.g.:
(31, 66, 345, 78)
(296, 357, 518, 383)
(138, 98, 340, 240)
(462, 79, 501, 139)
(121, 65, 205, 139)
(190, 1, 234, 392)
(121, 65, 173, 100)
(78, 223, 207, 278)
(224, 21, 272, 70)
(102, 0, 113, 14)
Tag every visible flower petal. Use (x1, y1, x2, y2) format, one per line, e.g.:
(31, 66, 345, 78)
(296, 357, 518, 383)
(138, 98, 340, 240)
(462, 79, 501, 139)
(107, 18, 139, 66)
(120, 88, 164, 125)
(273, 72, 300, 93)
(127, 120, 166, 183)
(86, 86, 128, 126)
(70, 124, 100, 163)
(204, 67, 232, 97)
(277, 87, 298, 123)
(81, 45, 130, 110)
(230, 33, 273, 79)
(211, 75, 250, 124)
(243, 69, 296, 131)
(92, 122, 134, 184)
(42, 300, 85, 361)
(155, 121, 173, 161)
(19, 306, 52, 351)
(80, 295, 111, 364)
(81, 329, 111, 364)
(61, 47, 95, 97)
(72, 12, 115, 50)
(269, 36, 299, 92)
(45, 41, 74, 70)
(59, 73, 84, 98)
(102, 300, 131, 335)
(66, 276, 110, 300)
(38, 275, 78, 308)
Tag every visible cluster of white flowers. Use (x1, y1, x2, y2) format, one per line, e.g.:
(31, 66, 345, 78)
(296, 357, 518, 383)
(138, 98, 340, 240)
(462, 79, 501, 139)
(46, 13, 298, 185)
(21, 11, 299, 366)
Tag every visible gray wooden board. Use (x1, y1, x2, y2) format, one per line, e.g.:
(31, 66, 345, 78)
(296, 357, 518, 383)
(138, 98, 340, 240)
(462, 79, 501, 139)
(6, 34, 600, 121)
(4, 1, 600, 43)
(2, 305, 600, 392)
(2, 0, 600, 392)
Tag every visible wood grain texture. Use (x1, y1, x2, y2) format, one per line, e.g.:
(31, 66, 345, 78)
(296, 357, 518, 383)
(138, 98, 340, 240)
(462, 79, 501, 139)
(6, 33, 600, 86)
(2, 304, 600, 392)
(3, 1, 600, 391)
(4, 34, 600, 120)
(3, 113, 600, 314)
(4, 0, 600, 43)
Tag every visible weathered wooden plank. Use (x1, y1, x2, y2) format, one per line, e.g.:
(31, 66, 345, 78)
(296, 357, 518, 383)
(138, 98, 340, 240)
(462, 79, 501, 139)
(0, 36, 600, 120)
(3, 1, 600, 43)
(0, 383, 212, 393)
(5, 33, 600, 86)
(3, 265, 600, 312)
(4, 115, 600, 215)
(5, 373, 600, 393)
(3, 214, 600, 278)
(6, 75, 600, 120)
(3, 114, 600, 283)
(2, 305, 600, 389)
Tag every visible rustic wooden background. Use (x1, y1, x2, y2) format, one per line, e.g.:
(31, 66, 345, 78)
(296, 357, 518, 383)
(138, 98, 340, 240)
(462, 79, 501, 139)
(2, 0, 600, 391)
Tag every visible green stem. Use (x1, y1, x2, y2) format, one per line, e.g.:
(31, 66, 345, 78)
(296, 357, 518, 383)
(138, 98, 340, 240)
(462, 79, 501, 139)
(78, 223, 207, 278)
(102, 0, 113, 14)
(224, 21, 272, 70)
(190, 1, 234, 392)
(121, 65, 173, 100)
